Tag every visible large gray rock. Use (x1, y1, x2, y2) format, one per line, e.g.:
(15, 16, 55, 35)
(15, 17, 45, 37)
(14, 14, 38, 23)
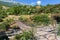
(35, 26, 57, 40)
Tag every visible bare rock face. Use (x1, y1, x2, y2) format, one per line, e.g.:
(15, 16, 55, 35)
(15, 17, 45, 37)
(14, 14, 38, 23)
(15, 21, 31, 31)
(10, 20, 58, 40)
(35, 26, 57, 40)
(47, 33, 57, 40)
(57, 36, 60, 40)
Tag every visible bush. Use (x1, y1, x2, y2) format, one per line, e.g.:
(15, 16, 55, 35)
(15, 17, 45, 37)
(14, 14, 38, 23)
(4, 19, 14, 25)
(31, 14, 51, 25)
(19, 16, 28, 22)
(15, 31, 36, 40)
(0, 22, 10, 31)
(8, 6, 21, 15)
(0, 18, 3, 22)
(57, 24, 60, 35)
(0, 19, 14, 31)
(0, 10, 7, 18)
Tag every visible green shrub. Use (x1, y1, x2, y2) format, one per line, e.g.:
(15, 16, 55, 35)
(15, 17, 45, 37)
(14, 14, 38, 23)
(0, 18, 3, 22)
(31, 14, 51, 25)
(19, 16, 28, 22)
(4, 19, 14, 25)
(0, 22, 10, 31)
(0, 10, 7, 18)
(57, 24, 60, 35)
(0, 19, 14, 31)
(15, 31, 36, 40)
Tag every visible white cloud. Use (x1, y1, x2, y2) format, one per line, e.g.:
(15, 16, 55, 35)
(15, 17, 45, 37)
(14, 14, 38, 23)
(31, 2, 36, 5)
(31, 0, 41, 5)
(37, 1, 41, 5)
(0, 0, 41, 5)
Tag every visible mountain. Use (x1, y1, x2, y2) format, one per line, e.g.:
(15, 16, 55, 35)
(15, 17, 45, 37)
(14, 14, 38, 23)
(0, 1, 22, 6)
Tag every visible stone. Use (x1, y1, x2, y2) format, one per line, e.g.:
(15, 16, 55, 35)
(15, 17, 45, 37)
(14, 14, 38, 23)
(35, 27, 57, 40)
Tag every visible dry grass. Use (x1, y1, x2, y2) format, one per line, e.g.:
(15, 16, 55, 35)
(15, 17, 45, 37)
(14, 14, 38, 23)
(2, 15, 34, 28)
(3, 15, 34, 21)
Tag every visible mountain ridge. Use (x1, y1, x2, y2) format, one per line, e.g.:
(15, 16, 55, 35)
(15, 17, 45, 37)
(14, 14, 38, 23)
(0, 1, 22, 6)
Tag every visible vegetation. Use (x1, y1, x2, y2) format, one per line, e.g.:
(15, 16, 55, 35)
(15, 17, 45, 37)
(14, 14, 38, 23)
(4, 19, 14, 25)
(7, 4, 60, 15)
(31, 14, 51, 25)
(57, 24, 60, 35)
(15, 31, 36, 40)
(0, 3, 60, 40)
(0, 8, 7, 22)
(0, 22, 9, 31)
(19, 16, 28, 22)
(0, 19, 14, 31)
(0, 4, 60, 30)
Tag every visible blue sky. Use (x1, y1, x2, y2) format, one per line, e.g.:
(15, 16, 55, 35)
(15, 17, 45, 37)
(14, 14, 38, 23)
(0, 0, 60, 5)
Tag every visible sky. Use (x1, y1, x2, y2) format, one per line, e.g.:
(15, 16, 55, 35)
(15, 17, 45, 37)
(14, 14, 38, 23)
(0, 0, 60, 5)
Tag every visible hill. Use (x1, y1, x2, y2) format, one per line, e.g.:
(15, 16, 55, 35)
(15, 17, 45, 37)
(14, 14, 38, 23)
(0, 1, 21, 6)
